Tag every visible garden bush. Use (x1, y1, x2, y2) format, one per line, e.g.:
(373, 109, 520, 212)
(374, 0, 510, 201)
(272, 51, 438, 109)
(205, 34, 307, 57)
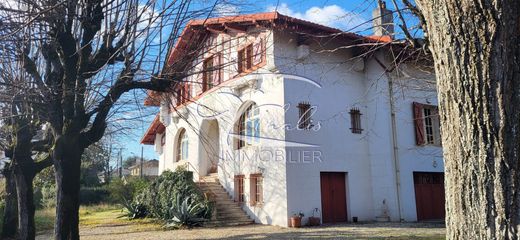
(132, 169, 212, 227)
(106, 177, 150, 204)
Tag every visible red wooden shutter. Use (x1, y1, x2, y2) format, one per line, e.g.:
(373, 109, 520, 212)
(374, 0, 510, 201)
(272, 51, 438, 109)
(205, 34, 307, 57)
(212, 54, 221, 85)
(237, 50, 244, 73)
(234, 176, 239, 202)
(249, 175, 257, 205)
(413, 102, 425, 145)
(252, 37, 264, 65)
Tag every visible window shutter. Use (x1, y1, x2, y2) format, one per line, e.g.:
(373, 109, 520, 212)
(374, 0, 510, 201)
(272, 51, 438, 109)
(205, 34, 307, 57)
(252, 38, 264, 65)
(249, 176, 257, 205)
(413, 102, 425, 145)
(237, 50, 244, 73)
(213, 54, 221, 85)
(234, 176, 239, 202)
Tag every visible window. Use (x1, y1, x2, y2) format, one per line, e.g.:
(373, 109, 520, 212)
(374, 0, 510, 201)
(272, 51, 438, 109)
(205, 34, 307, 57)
(202, 56, 214, 92)
(161, 134, 166, 146)
(237, 37, 264, 74)
(177, 129, 189, 161)
(297, 102, 312, 129)
(237, 103, 260, 149)
(250, 173, 263, 206)
(176, 83, 191, 106)
(234, 175, 245, 203)
(413, 102, 441, 146)
(202, 54, 223, 92)
(349, 108, 363, 134)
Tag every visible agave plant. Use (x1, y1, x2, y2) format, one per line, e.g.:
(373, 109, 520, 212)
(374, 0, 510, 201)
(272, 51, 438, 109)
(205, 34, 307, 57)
(166, 194, 211, 228)
(120, 198, 148, 219)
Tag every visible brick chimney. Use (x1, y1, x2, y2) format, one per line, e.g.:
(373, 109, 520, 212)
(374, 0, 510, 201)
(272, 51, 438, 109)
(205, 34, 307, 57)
(372, 1, 394, 37)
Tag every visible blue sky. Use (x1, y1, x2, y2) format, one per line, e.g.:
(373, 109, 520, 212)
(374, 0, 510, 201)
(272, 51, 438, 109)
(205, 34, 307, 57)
(120, 0, 420, 161)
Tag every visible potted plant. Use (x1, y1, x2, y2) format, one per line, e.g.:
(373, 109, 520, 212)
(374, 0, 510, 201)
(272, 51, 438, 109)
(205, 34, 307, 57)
(290, 212, 304, 228)
(308, 208, 321, 226)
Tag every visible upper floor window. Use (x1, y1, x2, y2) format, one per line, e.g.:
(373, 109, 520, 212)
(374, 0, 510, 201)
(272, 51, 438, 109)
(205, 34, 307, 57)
(237, 103, 260, 149)
(176, 83, 191, 106)
(413, 102, 441, 146)
(177, 129, 189, 161)
(349, 108, 363, 134)
(297, 102, 313, 129)
(237, 37, 265, 74)
(202, 53, 223, 92)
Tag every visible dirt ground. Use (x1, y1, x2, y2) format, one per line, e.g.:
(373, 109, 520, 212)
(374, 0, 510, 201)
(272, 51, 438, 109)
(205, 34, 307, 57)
(37, 221, 445, 240)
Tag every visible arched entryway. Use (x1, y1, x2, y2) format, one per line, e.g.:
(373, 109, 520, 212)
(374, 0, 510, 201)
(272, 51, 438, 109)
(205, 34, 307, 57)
(199, 119, 220, 176)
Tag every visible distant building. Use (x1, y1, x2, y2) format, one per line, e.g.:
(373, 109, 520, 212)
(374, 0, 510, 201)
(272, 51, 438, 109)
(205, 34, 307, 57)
(128, 159, 159, 176)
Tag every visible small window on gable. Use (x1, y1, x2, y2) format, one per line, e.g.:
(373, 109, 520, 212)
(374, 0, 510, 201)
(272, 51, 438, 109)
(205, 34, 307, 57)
(297, 102, 312, 129)
(349, 108, 363, 134)
(413, 102, 441, 146)
(234, 175, 245, 203)
(250, 173, 263, 206)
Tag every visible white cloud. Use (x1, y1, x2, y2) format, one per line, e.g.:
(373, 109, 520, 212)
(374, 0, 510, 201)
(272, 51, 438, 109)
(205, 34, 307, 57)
(267, 3, 368, 31)
(215, 3, 240, 17)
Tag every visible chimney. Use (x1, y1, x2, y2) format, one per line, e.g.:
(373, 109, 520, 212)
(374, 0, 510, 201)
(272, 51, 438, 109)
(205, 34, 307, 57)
(372, 1, 394, 37)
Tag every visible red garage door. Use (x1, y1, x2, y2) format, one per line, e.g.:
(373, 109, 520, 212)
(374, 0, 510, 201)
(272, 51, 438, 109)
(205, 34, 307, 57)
(320, 172, 347, 223)
(413, 172, 445, 221)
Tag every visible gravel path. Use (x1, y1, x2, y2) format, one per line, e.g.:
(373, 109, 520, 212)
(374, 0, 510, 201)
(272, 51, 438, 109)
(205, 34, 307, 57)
(37, 222, 445, 239)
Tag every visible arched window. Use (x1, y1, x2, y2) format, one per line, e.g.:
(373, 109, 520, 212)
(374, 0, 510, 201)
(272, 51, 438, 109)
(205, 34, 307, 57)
(237, 103, 260, 149)
(177, 129, 189, 162)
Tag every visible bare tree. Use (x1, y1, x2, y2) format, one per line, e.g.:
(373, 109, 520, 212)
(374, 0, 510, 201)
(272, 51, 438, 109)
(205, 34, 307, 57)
(0, 0, 224, 238)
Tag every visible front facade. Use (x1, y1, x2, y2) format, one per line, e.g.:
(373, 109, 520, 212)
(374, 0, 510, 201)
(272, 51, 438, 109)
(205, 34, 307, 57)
(141, 11, 444, 227)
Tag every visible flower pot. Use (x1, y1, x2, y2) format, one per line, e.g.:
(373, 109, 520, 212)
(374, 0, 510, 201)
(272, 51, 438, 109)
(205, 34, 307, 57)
(308, 216, 320, 226)
(290, 216, 302, 228)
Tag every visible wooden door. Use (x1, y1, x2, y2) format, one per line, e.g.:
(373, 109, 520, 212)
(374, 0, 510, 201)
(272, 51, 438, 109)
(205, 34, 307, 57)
(413, 172, 445, 221)
(320, 172, 348, 223)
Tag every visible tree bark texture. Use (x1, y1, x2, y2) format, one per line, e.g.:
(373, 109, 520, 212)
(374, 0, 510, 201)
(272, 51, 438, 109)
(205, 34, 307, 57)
(53, 136, 83, 240)
(415, 0, 520, 239)
(1, 166, 18, 239)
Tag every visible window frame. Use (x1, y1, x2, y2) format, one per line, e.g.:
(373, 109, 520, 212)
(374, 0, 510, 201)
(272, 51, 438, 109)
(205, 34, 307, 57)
(349, 108, 363, 134)
(234, 175, 245, 203)
(297, 102, 313, 129)
(413, 102, 441, 146)
(237, 103, 260, 149)
(177, 129, 189, 162)
(249, 173, 263, 206)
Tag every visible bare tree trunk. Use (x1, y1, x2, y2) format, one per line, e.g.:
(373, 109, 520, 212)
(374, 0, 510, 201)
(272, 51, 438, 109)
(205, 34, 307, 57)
(53, 137, 83, 240)
(13, 160, 36, 240)
(1, 165, 18, 239)
(415, 0, 520, 239)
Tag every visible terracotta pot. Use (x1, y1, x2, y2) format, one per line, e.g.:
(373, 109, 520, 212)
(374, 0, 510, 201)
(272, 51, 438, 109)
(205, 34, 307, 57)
(290, 216, 302, 228)
(308, 217, 320, 226)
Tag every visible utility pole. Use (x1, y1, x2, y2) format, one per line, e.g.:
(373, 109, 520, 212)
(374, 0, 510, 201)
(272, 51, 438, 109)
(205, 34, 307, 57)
(119, 149, 123, 178)
(140, 146, 144, 178)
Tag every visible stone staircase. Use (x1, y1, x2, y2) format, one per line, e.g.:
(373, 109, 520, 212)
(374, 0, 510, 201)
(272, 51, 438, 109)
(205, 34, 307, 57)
(197, 173, 254, 227)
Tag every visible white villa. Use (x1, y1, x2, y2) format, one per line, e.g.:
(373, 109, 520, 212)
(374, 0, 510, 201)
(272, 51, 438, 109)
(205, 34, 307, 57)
(141, 6, 444, 227)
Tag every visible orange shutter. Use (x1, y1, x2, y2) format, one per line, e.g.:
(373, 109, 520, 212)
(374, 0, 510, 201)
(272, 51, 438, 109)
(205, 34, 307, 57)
(252, 37, 264, 65)
(413, 102, 425, 145)
(249, 176, 257, 205)
(237, 50, 244, 73)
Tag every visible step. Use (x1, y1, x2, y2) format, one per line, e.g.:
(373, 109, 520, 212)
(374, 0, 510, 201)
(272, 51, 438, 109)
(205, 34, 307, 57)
(204, 220, 254, 227)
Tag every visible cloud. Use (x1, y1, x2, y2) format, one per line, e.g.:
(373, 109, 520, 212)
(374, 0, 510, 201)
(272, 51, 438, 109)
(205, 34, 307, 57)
(266, 3, 368, 31)
(215, 3, 240, 17)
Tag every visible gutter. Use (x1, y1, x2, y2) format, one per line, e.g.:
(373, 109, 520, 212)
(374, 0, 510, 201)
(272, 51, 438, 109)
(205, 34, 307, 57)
(375, 56, 403, 222)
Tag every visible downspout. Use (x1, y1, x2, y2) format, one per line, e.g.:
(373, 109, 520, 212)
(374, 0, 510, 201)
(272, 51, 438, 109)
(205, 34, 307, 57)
(375, 56, 403, 222)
